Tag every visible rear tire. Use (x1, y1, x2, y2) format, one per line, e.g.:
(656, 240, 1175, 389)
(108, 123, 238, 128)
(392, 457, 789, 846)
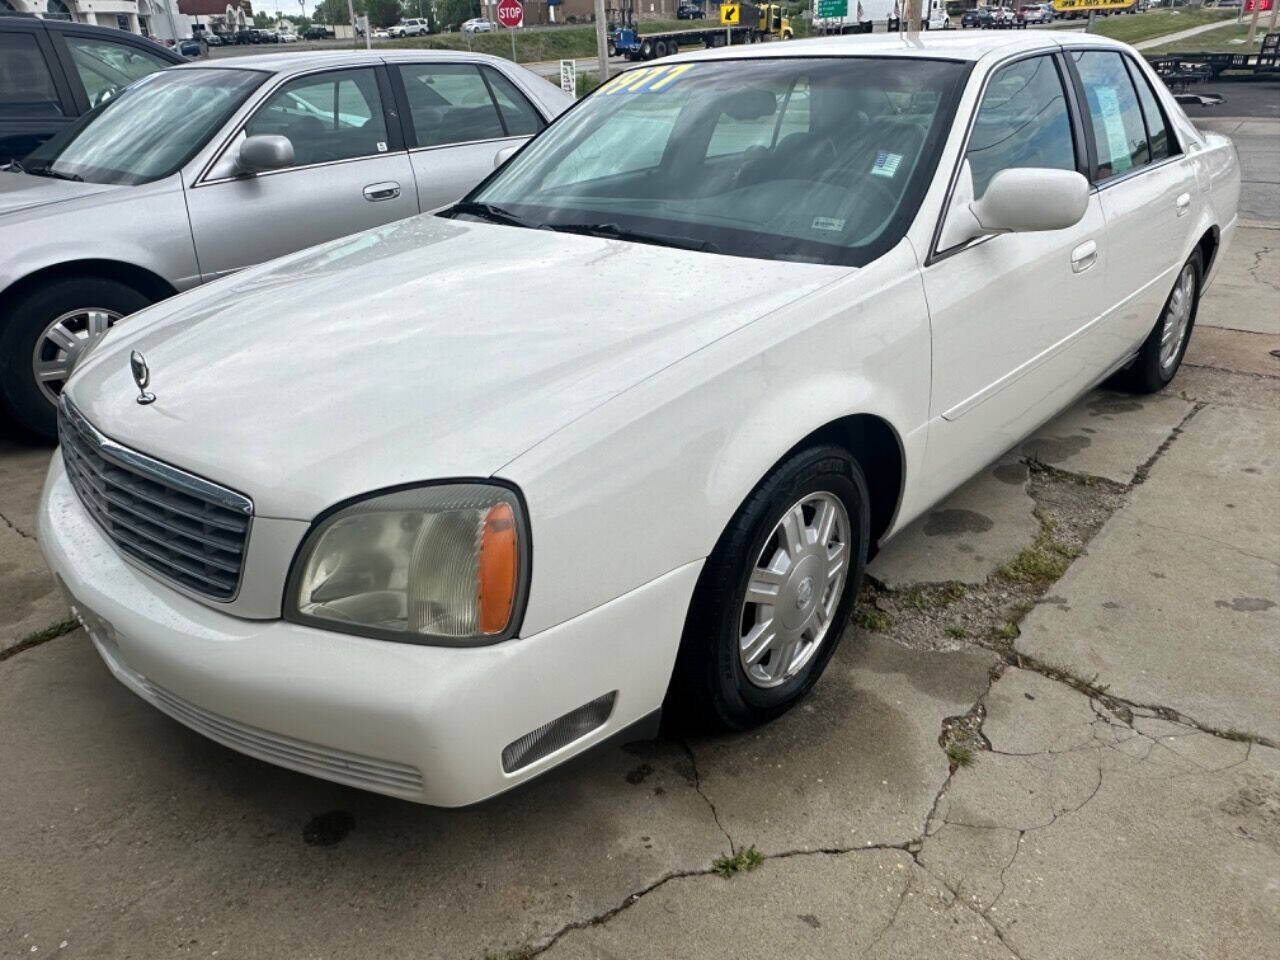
(0, 277, 150, 438)
(667, 446, 870, 731)
(1111, 249, 1202, 395)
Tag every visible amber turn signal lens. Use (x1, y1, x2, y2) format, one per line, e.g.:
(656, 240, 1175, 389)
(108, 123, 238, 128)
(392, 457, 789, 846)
(478, 502, 519, 635)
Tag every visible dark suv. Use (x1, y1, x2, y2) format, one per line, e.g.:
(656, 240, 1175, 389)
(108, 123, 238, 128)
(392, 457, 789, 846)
(0, 13, 182, 165)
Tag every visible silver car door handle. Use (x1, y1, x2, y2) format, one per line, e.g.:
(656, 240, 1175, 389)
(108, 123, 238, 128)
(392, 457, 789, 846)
(363, 181, 401, 202)
(1175, 192, 1191, 217)
(1070, 240, 1098, 274)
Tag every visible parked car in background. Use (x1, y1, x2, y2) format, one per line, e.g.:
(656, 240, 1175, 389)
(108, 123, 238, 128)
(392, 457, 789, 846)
(389, 18, 431, 37)
(960, 6, 994, 26)
(279, 31, 300, 43)
(1021, 3, 1053, 23)
(373, 28, 390, 38)
(302, 25, 335, 39)
(676, 3, 706, 18)
(462, 17, 497, 33)
(0, 13, 182, 165)
(178, 37, 202, 57)
(40, 33, 1238, 806)
(0, 51, 573, 436)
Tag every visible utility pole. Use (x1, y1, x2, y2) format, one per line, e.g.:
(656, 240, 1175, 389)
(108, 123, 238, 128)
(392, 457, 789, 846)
(347, 0, 358, 47)
(594, 0, 610, 83)
(906, 0, 921, 31)
(1247, 0, 1262, 46)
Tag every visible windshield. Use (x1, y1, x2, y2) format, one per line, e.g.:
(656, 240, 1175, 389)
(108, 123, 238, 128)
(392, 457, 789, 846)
(457, 57, 969, 266)
(22, 68, 264, 186)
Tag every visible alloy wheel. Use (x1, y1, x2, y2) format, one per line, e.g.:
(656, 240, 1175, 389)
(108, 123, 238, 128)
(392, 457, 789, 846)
(32, 307, 121, 405)
(738, 491, 851, 689)
(1159, 263, 1196, 372)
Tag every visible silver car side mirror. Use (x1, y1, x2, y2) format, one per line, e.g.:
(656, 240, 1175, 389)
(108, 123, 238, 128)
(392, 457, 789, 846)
(939, 162, 1089, 250)
(493, 145, 519, 168)
(237, 134, 295, 174)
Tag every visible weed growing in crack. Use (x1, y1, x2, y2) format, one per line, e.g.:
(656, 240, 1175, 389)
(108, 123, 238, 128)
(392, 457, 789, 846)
(946, 625, 968, 639)
(712, 846, 765, 878)
(855, 608, 893, 631)
(945, 743, 975, 769)
(996, 622, 1019, 641)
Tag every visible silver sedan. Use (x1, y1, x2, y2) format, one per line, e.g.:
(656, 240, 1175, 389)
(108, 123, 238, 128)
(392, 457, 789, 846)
(0, 50, 573, 437)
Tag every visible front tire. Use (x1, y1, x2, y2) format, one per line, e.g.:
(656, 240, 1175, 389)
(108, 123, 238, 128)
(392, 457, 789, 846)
(1112, 250, 1202, 395)
(668, 446, 870, 731)
(0, 277, 150, 438)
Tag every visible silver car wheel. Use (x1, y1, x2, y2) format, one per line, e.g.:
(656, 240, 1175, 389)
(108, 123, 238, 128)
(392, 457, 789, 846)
(739, 491, 850, 689)
(32, 307, 121, 405)
(1159, 262, 1196, 372)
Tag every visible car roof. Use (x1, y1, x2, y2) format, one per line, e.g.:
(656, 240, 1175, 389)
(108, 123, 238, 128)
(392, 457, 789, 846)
(0, 11, 184, 61)
(668, 30, 1129, 65)
(170, 48, 526, 74)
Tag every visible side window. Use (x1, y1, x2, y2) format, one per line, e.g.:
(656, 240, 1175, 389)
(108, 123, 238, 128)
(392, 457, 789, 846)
(1126, 57, 1174, 163)
(966, 55, 1076, 198)
(245, 69, 389, 168)
(0, 32, 64, 118)
(482, 67, 544, 137)
(63, 36, 171, 107)
(1071, 51, 1150, 179)
(396, 64, 505, 147)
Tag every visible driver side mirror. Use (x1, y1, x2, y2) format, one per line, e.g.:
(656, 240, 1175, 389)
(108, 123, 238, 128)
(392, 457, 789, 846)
(236, 134, 294, 174)
(493, 145, 519, 168)
(939, 162, 1089, 250)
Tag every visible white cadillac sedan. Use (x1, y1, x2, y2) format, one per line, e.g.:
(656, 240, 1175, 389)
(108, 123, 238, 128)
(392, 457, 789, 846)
(40, 32, 1239, 806)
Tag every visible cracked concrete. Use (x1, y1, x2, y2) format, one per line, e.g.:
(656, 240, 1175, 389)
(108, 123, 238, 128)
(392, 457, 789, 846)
(1, 182, 1278, 959)
(869, 456, 1038, 588)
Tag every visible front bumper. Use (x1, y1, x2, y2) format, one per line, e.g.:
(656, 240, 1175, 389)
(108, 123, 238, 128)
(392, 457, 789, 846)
(39, 454, 700, 806)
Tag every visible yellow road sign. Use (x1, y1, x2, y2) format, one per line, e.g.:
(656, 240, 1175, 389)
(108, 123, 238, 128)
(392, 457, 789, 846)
(720, 2, 739, 25)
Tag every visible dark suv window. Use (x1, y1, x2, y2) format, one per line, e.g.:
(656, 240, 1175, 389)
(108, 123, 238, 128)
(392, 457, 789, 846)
(1071, 50, 1152, 180)
(0, 32, 63, 119)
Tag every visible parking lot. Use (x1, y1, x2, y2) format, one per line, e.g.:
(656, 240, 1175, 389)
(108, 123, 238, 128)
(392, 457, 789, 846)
(2, 26, 1279, 960)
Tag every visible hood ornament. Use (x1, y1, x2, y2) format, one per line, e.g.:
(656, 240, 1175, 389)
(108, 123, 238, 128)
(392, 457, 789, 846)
(130, 350, 155, 405)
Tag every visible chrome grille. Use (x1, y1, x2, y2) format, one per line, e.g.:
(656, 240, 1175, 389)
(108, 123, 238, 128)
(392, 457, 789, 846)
(58, 398, 252, 601)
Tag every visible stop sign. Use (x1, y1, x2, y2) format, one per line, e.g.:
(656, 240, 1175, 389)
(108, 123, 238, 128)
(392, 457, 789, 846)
(497, 0, 523, 28)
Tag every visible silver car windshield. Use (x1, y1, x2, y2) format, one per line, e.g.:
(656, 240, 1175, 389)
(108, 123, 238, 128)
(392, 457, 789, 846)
(23, 68, 265, 186)
(460, 57, 969, 266)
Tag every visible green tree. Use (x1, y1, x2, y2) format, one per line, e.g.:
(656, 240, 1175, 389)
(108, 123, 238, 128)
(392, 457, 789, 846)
(312, 0, 363, 24)
(437, 0, 479, 30)
(367, 0, 403, 27)
(252, 10, 272, 26)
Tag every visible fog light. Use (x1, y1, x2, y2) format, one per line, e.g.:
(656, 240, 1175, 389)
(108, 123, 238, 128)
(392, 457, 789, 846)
(501, 692, 617, 773)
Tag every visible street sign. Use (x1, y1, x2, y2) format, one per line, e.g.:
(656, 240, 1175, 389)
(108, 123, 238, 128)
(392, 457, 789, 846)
(720, 2, 739, 25)
(559, 59, 577, 97)
(497, 0, 524, 29)
(816, 0, 848, 17)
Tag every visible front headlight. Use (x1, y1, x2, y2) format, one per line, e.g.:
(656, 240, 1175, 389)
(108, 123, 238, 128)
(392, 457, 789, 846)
(286, 482, 529, 646)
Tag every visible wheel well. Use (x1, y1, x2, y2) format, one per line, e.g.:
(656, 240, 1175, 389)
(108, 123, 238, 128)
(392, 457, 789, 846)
(1196, 227, 1219, 276)
(0, 260, 176, 325)
(787, 414, 905, 556)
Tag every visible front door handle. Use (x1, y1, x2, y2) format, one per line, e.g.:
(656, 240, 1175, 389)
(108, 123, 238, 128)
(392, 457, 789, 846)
(1175, 192, 1191, 217)
(1071, 240, 1097, 274)
(363, 181, 401, 202)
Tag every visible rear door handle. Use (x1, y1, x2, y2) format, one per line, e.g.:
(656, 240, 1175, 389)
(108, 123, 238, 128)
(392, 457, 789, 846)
(1071, 240, 1097, 274)
(1175, 192, 1191, 216)
(363, 181, 401, 202)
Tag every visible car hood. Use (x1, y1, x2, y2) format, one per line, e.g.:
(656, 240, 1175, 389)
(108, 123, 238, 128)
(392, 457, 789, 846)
(69, 216, 845, 520)
(0, 171, 124, 218)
